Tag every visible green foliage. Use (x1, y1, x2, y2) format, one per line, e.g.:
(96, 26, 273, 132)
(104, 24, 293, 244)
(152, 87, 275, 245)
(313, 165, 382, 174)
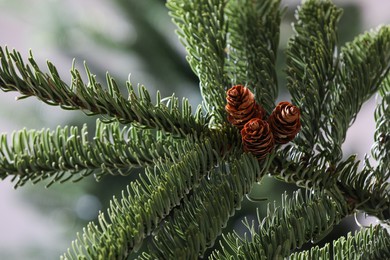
(371, 75, 390, 178)
(0, 47, 206, 136)
(167, 0, 229, 126)
(0, 0, 389, 259)
(0, 120, 201, 188)
(286, 0, 342, 156)
(210, 189, 348, 259)
(290, 225, 390, 259)
(327, 26, 390, 157)
(225, 0, 281, 113)
(140, 153, 263, 259)
(63, 133, 231, 259)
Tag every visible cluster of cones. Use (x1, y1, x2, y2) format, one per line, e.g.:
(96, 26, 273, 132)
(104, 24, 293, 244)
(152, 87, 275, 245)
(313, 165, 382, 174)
(225, 85, 301, 160)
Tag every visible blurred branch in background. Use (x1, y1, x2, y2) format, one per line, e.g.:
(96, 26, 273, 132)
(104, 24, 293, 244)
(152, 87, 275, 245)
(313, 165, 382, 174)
(44, 0, 199, 100)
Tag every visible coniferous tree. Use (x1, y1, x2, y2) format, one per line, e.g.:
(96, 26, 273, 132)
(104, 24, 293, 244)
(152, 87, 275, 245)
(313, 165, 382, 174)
(0, 0, 389, 259)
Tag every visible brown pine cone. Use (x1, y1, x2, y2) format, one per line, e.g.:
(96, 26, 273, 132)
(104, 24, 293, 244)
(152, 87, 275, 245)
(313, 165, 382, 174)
(268, 101, 301, 144)
(241, 118, 274, 160)
(225, 85, 265, 129)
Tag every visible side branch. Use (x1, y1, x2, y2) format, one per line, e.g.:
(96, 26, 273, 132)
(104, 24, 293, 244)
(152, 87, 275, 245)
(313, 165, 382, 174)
(210, 189, 349, 259)
(142, 153, 261, 259)
(271, 154, 390, 223)
(62, 135, 231, 259)
(0, 47, 207, 136)
(0, 120, 184, 187)
(289, 225, 390, 259)
(167, 0, 229, 123)
(226, 0, 281, 113)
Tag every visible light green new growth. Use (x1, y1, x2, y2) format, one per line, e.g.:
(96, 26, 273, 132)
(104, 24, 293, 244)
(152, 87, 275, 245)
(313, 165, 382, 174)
(0, 0, 389, 259)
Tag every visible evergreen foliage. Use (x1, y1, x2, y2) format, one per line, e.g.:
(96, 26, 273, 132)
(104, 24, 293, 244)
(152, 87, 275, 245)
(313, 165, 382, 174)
(209, 189, 349, 259)
(225, 0, 281, 113)
(0, 0, 389, 259)
(289, 225, 390, 260)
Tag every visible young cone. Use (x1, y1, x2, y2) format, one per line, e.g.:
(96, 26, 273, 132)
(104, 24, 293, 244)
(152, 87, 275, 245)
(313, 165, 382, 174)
(268, 101, 301, 144)
(241, 118, 274, 160)
(225, 85, 265, 129)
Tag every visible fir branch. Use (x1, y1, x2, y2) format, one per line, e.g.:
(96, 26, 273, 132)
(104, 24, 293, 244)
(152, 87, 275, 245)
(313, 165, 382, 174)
(0, 119, 188, 187)
(0, 47, 206, 136)
(327, 25, 390, 155)
(371, 75, 390, 177)
(333, 225, 390, 259)
(62, 134, 231, 259)
(167, 0, 229, 124)
(289, 245, 330, 260)
(273, 146, 345, 189)
(272, 153, 390, 223)
(289, 225, 390, 260)
(337, 165, 390, 223)
(0, 0, 388, 258)
(140, 153, 265, 259)
(225, 0, 281, 113)
(286, 0, 342, 153)
(209, 189, 349, 259)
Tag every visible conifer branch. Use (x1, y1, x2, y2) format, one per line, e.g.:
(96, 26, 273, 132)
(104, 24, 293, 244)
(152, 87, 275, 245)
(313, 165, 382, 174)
(272, 152, 390, 223)
(289, 225, 390, 259)
(0, 47, 206, 136)
(0, 0, 388, 258)
(62, 133, 230, 259)
(167, 0, 229, 124)
(286, 0, 342, 154)
(225, 0, 281, 114)
(371, 76, 390, 177)
(337, 165, 390, 223)
(289, 244, 330, 260)
(140, 153, 266, 259)
(209, 189, 349, 259)
(0, 119, 192, 187)
(332, 225, 390, 259)
(327, 25, 390, 156)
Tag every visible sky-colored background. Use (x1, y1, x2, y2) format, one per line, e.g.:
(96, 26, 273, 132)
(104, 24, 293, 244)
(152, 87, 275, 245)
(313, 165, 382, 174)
(0, 0, 389, 259)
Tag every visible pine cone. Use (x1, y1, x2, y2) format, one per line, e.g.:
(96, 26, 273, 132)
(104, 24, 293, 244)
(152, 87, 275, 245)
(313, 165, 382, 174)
(225, 85, 265, 129)
(241, 118, 274, 160)
(268, 101, 301, 144)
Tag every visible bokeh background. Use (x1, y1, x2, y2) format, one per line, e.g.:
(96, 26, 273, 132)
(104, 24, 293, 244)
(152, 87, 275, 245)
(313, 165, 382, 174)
(0, 0, 389, 259)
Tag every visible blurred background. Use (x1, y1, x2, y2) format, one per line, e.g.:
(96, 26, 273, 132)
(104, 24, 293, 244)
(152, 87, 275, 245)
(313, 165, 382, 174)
(0, 0, 389, 259)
